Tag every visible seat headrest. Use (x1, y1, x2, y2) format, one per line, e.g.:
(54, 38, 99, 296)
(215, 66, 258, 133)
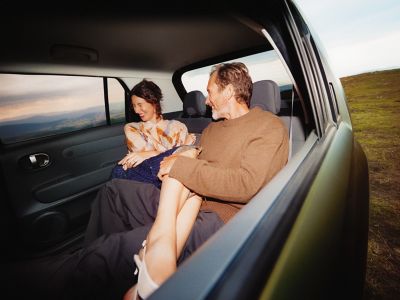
(250, 80, 281, 114)
(183, 90, 207, 117)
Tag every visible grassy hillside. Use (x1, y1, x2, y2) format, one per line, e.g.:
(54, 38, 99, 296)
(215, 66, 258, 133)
(340, 69, 400, 299)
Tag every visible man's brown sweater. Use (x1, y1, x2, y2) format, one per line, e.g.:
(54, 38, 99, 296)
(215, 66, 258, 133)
(169, 107, 289, 223)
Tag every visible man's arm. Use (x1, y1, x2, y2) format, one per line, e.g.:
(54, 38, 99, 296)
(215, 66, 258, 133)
(168, 123, 288, 203)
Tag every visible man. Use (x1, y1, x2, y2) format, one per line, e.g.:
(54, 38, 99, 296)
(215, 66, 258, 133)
(6, 63, 288, 300)
(126, 62, 290, 299)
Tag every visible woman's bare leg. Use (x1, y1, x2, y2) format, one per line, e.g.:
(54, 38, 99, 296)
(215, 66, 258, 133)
(175, 194, 202, 257)
(125, 187, 201, 300)
(144, 176, 190, 284)
(141, 187, 202, 285)
(131, 146, 202, 300)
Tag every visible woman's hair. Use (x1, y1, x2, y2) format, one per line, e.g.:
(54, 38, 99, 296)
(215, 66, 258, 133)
(130, 79, 163, 117)
(210, 62, 253, 107)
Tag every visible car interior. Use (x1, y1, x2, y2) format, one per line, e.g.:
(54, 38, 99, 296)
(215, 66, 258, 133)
(0, 3, 316, 289)
(0, 2, 372, 299)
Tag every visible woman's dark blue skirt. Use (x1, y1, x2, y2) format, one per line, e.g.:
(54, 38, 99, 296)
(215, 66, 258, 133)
(110, 147, 178, 189)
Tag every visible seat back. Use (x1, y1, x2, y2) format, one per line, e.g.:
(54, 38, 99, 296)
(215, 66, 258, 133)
(250, 80, 281, 114)
(250, 80, 305, 158)
(175, 90, 212, 134)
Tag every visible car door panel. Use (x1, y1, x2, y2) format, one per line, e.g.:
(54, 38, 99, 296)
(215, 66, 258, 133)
(34, 164, 115, 203)
(0, 124, 126, 254)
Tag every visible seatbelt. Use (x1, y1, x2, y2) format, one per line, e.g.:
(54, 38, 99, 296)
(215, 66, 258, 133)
(288, 87, 294, 160)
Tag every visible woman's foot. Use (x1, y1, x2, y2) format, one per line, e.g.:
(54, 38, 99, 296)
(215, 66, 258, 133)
(133, 240, 159, 299)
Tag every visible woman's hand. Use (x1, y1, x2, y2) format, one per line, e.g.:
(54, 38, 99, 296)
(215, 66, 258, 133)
(118, 151, 161, 170)
(184, 133, 197, 145)
(118, 152, 146, 170)
(176, 147, 201, 158)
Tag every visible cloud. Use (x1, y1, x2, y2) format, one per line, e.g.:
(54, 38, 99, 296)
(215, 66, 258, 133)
(328, 31, 400, 77)
(295, 0, 400, 77)
(0, 75, 106, 122)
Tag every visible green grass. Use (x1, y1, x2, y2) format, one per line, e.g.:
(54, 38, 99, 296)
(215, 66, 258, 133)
(341, 69, 400, 299)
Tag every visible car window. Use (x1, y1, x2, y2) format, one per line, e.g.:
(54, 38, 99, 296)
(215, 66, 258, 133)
(0, 74, 125, 144)
(182, 51, 294, 96)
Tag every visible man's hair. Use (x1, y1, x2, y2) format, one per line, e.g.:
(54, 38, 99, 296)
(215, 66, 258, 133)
(210, 62, 253, 107)
(130, 79, 163, 117)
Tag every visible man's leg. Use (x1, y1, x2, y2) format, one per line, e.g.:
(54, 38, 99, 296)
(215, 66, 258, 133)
(5, 224, 152, 300)
(177, 209, 225, 264)
(66, 225, 152, 300)
(84, 179, 160, 245)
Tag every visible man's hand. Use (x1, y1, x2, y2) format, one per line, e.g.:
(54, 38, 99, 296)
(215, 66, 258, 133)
(158, 155, 178, 180)
(158, 147, 200, 180)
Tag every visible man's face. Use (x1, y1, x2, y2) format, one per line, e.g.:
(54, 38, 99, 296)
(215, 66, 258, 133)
(205, 73, 229, 120)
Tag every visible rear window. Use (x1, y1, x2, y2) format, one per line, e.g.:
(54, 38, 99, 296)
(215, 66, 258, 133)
(0, 74, 125, 144)
(182, 51, 293, 95)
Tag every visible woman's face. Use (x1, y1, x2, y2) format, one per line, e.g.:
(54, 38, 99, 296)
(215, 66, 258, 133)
(131, 95, 157, 122)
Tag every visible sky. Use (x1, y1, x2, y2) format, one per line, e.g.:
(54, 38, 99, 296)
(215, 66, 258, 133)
(294, 0, 400, 77)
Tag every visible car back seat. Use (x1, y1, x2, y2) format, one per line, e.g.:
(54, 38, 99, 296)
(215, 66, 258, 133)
(250, 80, 305, 159)
(175, 90, 212, 135)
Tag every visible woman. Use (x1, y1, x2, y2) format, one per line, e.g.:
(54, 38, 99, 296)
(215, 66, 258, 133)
(111, 79, 195, 187)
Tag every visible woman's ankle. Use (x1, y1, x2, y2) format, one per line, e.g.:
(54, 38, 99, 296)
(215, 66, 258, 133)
(145, 237, 176, 284)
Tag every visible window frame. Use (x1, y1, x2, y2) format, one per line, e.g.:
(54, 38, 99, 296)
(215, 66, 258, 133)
(284, 0, 338, 138)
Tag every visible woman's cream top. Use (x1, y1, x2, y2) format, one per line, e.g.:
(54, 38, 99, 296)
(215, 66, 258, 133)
(124, 119, 191, 152)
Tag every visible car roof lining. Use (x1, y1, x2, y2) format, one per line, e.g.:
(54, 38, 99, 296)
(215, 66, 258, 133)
(0, 13, 270, 73)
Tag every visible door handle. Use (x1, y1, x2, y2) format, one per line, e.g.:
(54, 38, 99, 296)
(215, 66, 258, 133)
(29, 153, 50, 168)
(19, 153, 51, 170)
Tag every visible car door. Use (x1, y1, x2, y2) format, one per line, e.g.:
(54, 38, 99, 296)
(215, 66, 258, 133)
(0, 75, 129, 257)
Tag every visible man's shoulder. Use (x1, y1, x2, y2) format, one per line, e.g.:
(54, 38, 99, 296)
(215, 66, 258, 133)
(250, 108, 287, 133)
(203, 119, 222, 130)
(250, 107, 281, 122)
